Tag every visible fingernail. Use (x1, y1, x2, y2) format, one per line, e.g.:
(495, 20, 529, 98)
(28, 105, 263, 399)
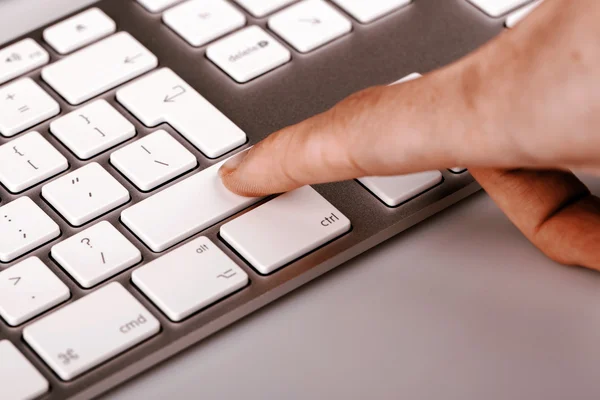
(219, 150, 249, 176)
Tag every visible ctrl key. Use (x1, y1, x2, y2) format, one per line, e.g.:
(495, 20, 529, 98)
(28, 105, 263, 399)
(221, 186, 351, 275)
(23, 282, 160, 381)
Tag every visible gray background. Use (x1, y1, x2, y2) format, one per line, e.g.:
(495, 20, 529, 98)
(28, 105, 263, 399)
(2, 0, 600, 399)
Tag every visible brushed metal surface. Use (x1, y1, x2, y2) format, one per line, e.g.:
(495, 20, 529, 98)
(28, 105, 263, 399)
(0, 1, 508, 398)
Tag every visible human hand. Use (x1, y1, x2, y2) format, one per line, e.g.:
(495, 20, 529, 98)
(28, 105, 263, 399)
(219, 0, 600, 270)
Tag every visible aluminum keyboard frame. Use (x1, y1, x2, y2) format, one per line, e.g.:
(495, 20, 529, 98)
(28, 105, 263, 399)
(0, 0, 506, 398)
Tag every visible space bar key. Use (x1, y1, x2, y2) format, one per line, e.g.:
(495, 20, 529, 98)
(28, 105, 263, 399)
(121, 160, 262, 252)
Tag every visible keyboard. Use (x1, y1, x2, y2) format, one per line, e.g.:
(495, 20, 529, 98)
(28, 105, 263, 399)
(0, 0, 539, 398)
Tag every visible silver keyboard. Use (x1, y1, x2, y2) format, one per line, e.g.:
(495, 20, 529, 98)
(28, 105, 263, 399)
(0, 0, 536, 398)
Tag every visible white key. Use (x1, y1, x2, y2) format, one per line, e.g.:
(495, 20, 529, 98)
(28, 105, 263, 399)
(121, 159, 261, 252)
(393, 72, 422, 85)
(0, 78, 60, 137)
(43, 8, 117, 54)
(450, 167, 467, 174)
(0, 197, 60, 263)
(505, 0, 543, 28)
(269, 0, 352, 53)
(42, 32, 158, 105)
(133, 237, 248, 321)
(0, 39, 49, 86)
(52, 221, 141, 288)
(0, 131, 68, 193)
(0, 340, 49, 400)
(111, 130, 197, 191)
(233, 0, 296, 17)
(467, 0, 530, 17)
(23, 282, 160, 381)
(0, 257, 70, 326)
(221, 186, 351, 274)
(50, 99, 136, 160)
(164, 0, 246, 47)
(42, 162, 130, 227)
(206, 26, 291, 83)
(331, 0, 411, 23)
(137, 0, 181, 13)
(359, 171, 443, 207)
(117, 68, 246, 158)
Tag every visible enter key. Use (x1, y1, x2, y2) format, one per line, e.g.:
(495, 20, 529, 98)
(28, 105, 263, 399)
(117, 68, 247, 159)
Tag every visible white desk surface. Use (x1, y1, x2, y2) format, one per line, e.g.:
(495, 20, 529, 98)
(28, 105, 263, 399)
(2, 1, 600, 399)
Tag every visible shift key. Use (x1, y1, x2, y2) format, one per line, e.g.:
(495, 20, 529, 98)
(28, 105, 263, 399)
(23, 282, 160, 381)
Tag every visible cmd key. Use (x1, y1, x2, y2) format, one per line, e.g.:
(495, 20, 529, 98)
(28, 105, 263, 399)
(24, 282, 160, 381)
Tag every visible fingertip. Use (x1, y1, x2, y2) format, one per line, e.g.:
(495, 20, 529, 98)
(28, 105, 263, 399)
(218, 149, 274, 197)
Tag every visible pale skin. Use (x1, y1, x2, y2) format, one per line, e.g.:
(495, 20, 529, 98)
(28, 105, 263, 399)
(219, 0, 600, 270)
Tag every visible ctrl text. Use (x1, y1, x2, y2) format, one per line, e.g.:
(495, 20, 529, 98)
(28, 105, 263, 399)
(120, 314, 149, 334)
(321, 213, 341, 227)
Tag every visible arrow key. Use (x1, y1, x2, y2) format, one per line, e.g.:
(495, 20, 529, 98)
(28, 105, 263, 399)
(0, 257, 70, 326)
(268, 0, 352, 53)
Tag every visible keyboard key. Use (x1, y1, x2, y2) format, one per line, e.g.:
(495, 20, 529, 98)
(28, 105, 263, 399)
(467, 0, 530, 17)
(117, 68, 246, 158)
(110, 130, 197, 191)
(0, 257, 70, 326)
(52, 221, 141, 288)
(43, 8, 117, 54)
(0, 131, 68, 193)
(269, 0, 352, 53)
(358, 171, 443, 207)
(42, 162, 130, 227)
(163, 0, 246, 47)
(393, 72, 422, 85)
(0, 197, 60, 263)
(23, 282, 160, 381)
(233, 0, 296, 17)
(50, 99, 136, 160)
(0, 340, 49, 400)
(0, 39, 49, 86)
(0, 78, 60, 137)
(331, 0, 411, 23)
(137, 0, 181, 13)
(221, 186, 351, 274)
(133, 237, 248, 321)
(207, 26, 291, 83)
(121, 159, 261, 252)
(42, 32, 158, 105)
(505, 0, 543, 28)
